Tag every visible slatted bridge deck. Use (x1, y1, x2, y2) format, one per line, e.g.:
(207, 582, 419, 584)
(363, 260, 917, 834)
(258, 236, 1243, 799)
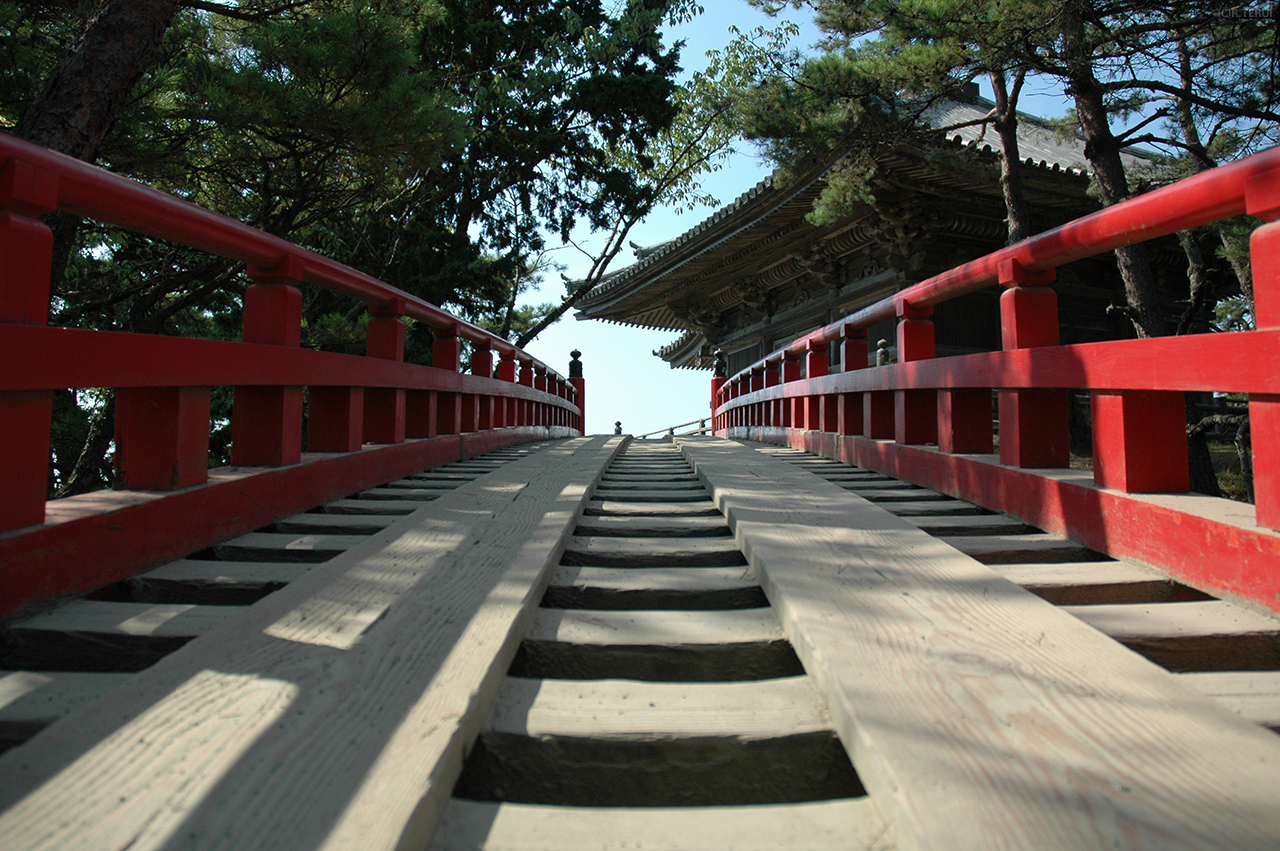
(3, 435, 1279, 850)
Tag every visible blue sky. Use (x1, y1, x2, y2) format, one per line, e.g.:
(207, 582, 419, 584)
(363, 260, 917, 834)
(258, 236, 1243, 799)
(518, 0, 1075, 436)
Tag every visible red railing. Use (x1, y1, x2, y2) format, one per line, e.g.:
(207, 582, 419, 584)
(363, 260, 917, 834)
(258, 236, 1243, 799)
(713, 146, 1280, 611)
(0, 133, 582, 619)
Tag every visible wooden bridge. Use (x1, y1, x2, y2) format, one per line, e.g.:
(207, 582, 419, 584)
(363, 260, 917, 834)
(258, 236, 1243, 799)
(3, 135, 1280, 850)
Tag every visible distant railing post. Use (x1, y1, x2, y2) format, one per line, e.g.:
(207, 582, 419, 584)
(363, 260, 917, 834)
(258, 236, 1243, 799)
(569, 349, 585, 433)
(494, 350, 517, 429)
(782, 351, 801, 428)
(839, 327, 866, 436)
(998, 259, 1068, 468)
(864, 339, 895, 439)
(804, 340, 829, 430)
(895, 301, 937, 445)
(0, 158, 56, 530)
(232, 257, 304, 466)
(364, 302, 407, 444)
(1248, 171, 1280, 528)
(711, 350, 727, 433)
(517, 355, 534, 426)
(434, 325, 461, 435)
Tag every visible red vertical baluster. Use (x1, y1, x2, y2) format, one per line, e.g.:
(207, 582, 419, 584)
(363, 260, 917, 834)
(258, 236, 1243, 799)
(0, 159, 56, 530)
(1092, 390, 1189, 492)
(473, 343, 494, 431)
(782, 352, 801, 428)
(364, 302, 407, 445)
(1248, 168, 1280, 528)
(711, 350, 727, 435)
(115, 387, 211, 489)
(434, 325, 461, 435)
(998, 259, 1068, 468)
(840, 327, 866, 436)
(895, 300, 938, 445)
(517, 355, 534, 426)
(232, 257, 304, 466)
(495, 350, 517, 429)
(805, 341, 827, 430)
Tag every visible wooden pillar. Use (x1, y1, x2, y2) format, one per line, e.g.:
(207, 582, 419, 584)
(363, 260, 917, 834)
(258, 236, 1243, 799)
(0, 160, 56, 529)
(517, 356, 534, 426)
(364, 306, 406, 444)
(232, 257, 304, 466)
(781, 352, 800, 428)
(1247, 171, 1280, 528)
(494, 350, 517, 428)
(895, 302, 937, 445)
(115, 387, 211, 489)
(938, 389, 994, 454)
(434, 326, 461, 435)
(998, 259, 1068, 468)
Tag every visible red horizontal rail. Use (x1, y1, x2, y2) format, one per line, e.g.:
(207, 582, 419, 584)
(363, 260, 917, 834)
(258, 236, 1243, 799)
(0, 134, 587, 618)
(711, 145, 1280, 613)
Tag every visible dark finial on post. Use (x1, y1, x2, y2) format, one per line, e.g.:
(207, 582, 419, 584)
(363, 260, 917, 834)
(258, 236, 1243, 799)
(569, 349, 583, 378)
(876, 339, 893, 366)
(614, 420, 622, 435)
(713, 349, 727, 378)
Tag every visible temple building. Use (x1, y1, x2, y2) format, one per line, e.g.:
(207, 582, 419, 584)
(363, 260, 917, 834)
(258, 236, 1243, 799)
(571, 87, 1179, 377)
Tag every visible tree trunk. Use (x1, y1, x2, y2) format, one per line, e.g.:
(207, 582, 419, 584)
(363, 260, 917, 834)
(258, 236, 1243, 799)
(14, 0, 184, 160)
(990, 71, 1031, 244)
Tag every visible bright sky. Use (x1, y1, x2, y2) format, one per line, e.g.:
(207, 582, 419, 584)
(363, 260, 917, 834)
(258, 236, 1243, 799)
(518, 0, 1074, 437)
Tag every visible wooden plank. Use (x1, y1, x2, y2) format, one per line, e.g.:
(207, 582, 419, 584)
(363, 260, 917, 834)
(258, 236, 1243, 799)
(429, 798, 893, 851)
(990, 561, 1178, 605)
(1062, 601, 1280, 672)
(212, 532, 367, 562)
(584, 500, 722, 517)
(938, 533, 1105, 564)
(322, 498, 421, 515)
(271, 513, 404, 535)
(677, 436, 1280, 851)
(354, 486, 450, 500)
(455, 677, 863, 807)
(902, 514, 1038, 537)
(1176, 671, 1280, 730)
(561, 536, 746, 567)
(590, 480, 704, 491)
(848, 488, 951, 502)
(0, 435, 623, 851)
(127, 559, 312, 605)
(0, 671, 131, 751)
(882, 500, 988, 516)
(544, 566, 765, 610)
(600, 472, 700, 482)
(572, 514, 729, 537)
(513, 608, 801, 682)
(588, 489, 709, 503)
(1, 602, 242, 672)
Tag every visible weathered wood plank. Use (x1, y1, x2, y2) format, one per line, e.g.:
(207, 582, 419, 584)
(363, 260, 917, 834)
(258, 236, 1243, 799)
(989, 561, 1178, 605)
(544, 566, 765, 610)
(561, 536, 746, 567)
(0, 671, 130, 751)
(902, 514, 1038, 537)
(678, 436, 1280, 851)
(270, 513, 404, 535)
(356, 487, 450, 501)
(0, 435, 624, 851)
(455, 676, 863, 807)
(588, 489, 709, 503)
(583, 500, 722, 517)
(572, 514, 729, 537)
(848, 488, 951, 502)
(127, 559, 313, 605)
(1, 602, 242, 672)
(212, 532, 367, 562)
(939, 533, 1105, 564)
(322, 498, 422, 514)
(1063, 601, 1280, 672)
(429, 797, 894, 851)
(590, 480, 705, 491)
(1176, 671, 1280, 730)
(882, 500, 989, 517)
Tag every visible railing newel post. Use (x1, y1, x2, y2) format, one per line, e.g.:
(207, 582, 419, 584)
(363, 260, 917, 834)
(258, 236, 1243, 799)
(569, 349, 585, 435)
(805, 340, 828, 431)
(1246, 173, 1280, 528)
(782, 351, 801, 429)
(363, 302, 407, 445)
(894, 301, 938, 446)
(864, 339, 895, 440)
(0, 158, 58, 529)
(711, 349, 727, 436)
(433, 324, 461, 436)
(839, 327, 867, 437)
(997, 259, 1069, 468)
(232, 257, 305, 467)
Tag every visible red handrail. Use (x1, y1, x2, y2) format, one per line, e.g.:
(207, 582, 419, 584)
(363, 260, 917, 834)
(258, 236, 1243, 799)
(711, 144, 1280, 613)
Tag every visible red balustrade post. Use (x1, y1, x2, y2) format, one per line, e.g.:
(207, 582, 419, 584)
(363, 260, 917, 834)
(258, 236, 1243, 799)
(0, 159, 56, 530)
(364, 306, 407, 445)
(533, 365, 548, 427)
(569, 349, 585, 433)
(468, 342, 493, 432)
(232, 258, 304, 466)
(760, 363, 775, 426)
(517, 355, 534, 426)
(115, 387, 211, 489)
(494, 350, 517, 428)
(937, 389, 994, 454)
(782, 352, 801, 428)
(998, 259, 1069, 468)
(805, 341, 827, 430)
(1091, 390, 1189, 492)
(434, 326, 461, 435)
(840, 327, 866, 436)
(310, 383, 365, 451)
(1247, 171, 1280, 528)
(895, 302, 938, 445)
